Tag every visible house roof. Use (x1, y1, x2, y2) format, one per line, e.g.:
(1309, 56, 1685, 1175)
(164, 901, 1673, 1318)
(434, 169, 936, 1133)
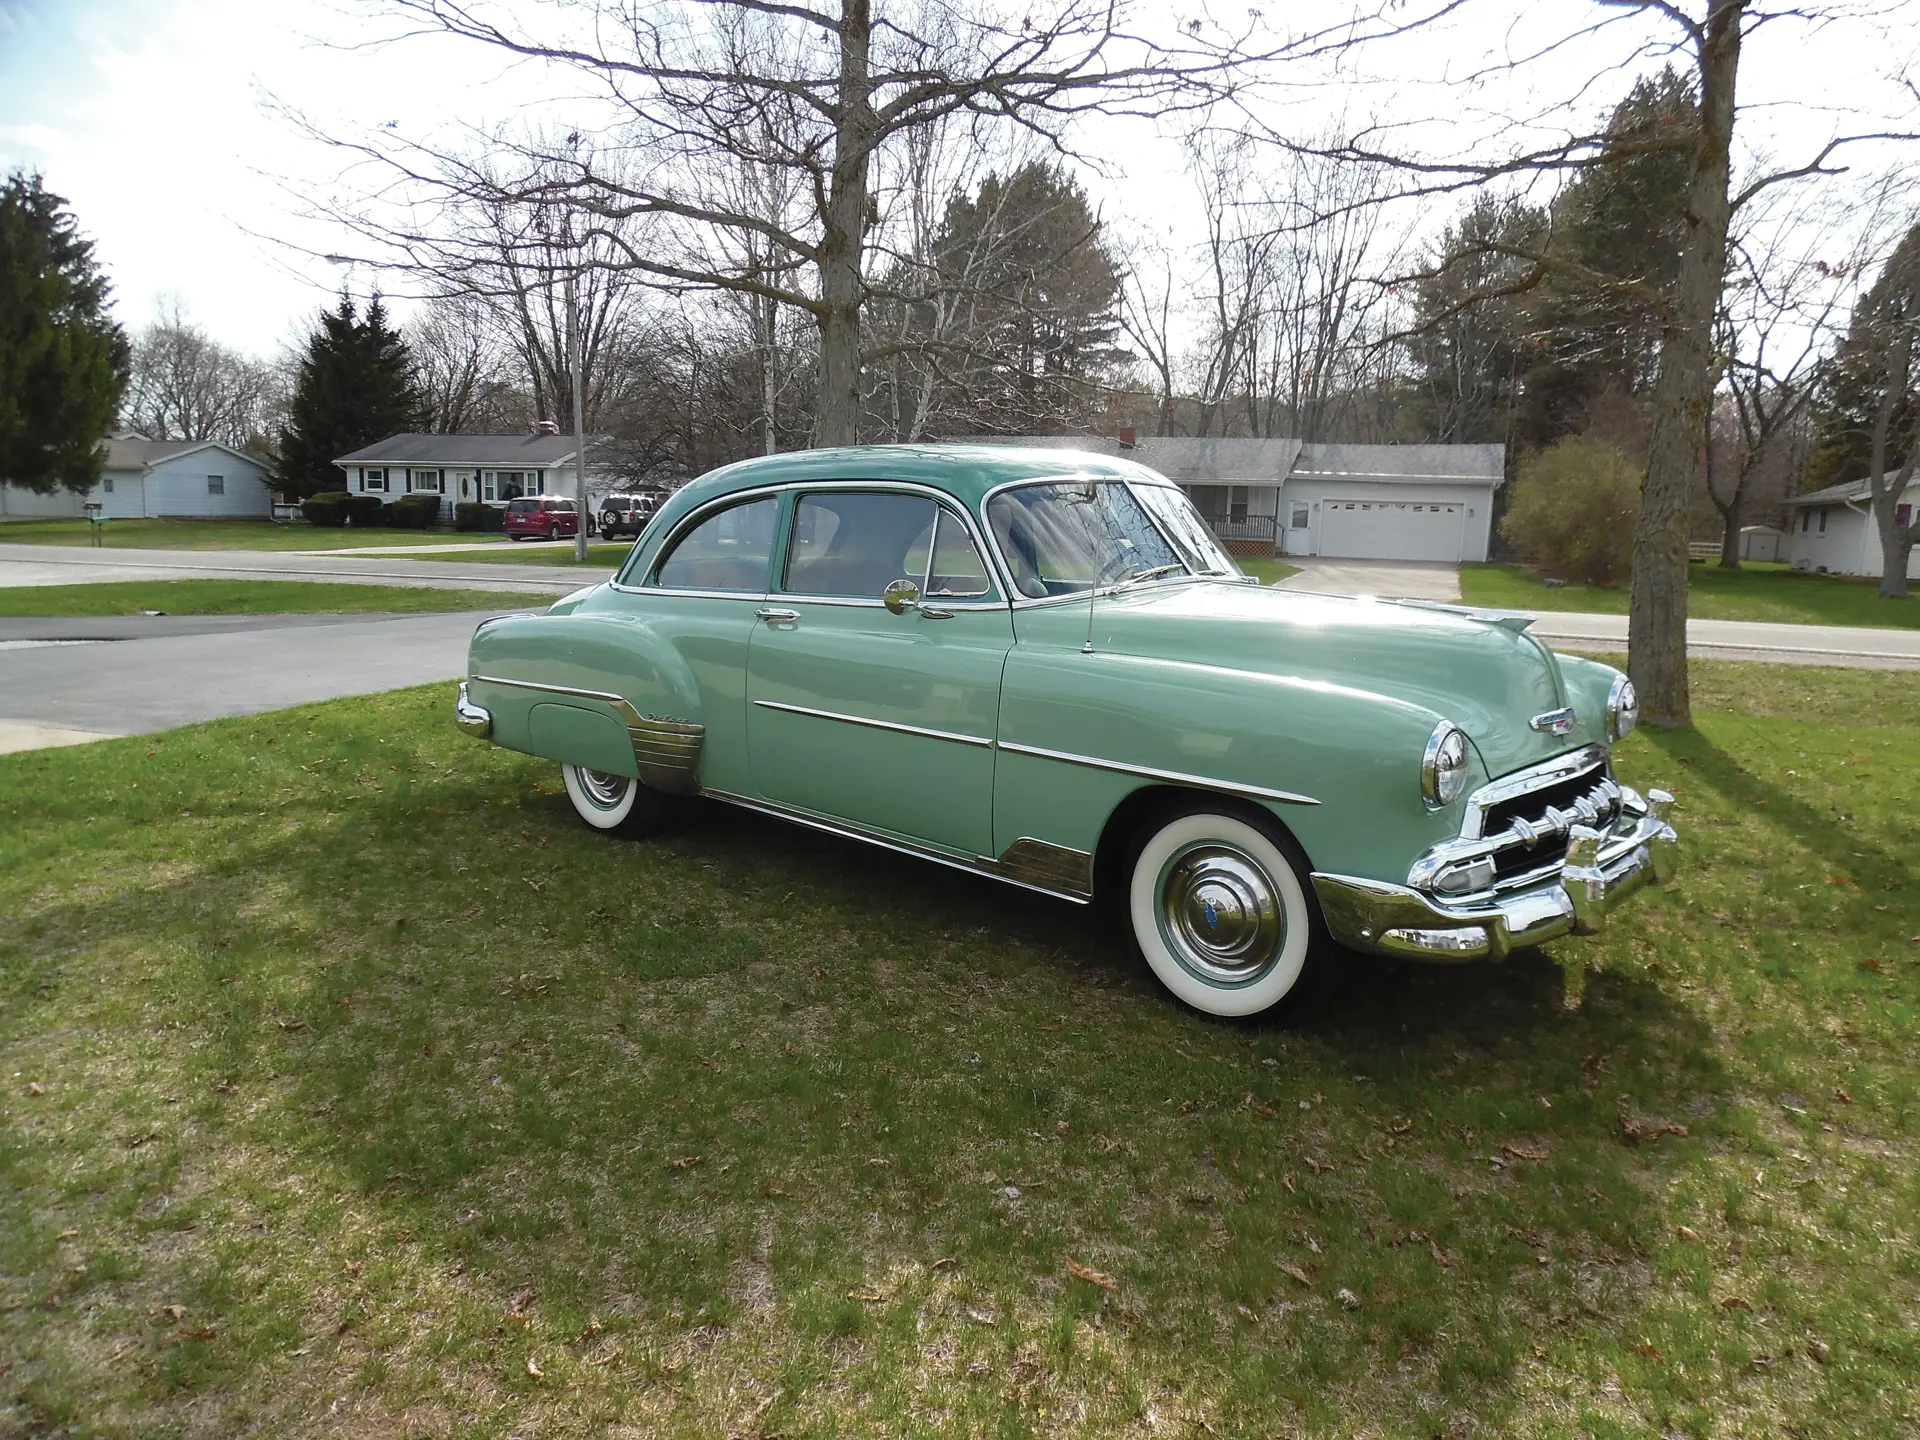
(102, 436, 267, 472)
(333, 433, 600, 467)
(953, 435, 1503, 486)
(1294, 442, 1506, 486)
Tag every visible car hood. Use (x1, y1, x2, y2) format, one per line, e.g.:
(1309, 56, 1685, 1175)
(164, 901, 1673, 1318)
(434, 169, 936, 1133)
(1088, 581, 1574, 779)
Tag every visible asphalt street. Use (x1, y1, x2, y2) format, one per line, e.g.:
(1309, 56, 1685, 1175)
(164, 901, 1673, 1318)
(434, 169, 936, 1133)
(0, 609, 514, 754)
(0, 541, 607, 595)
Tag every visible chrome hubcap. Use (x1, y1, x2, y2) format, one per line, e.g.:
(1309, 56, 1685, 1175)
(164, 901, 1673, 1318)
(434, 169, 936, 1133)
(577, 768, 631, 810)
(1158, 843, 1286, 986)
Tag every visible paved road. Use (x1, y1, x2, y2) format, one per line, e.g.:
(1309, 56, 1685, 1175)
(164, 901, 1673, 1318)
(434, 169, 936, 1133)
(0, 541, 607, 595)
(0, 610, 519, 754)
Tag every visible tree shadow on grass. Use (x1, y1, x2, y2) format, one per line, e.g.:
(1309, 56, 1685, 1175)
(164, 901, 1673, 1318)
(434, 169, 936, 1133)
(4, 748, 1738, 1435)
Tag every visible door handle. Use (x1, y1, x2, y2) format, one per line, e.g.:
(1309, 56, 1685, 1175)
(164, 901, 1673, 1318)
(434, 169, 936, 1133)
(918, 606, 954, 620)
(755, 607, 800, 623)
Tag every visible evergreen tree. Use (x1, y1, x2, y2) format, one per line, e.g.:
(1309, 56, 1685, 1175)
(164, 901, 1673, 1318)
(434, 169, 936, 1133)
(1514, 68, 1695, 450)
(277, 293, 423, 498)
(1806, 218, 1920, 490)
(0, 171, 131, 494)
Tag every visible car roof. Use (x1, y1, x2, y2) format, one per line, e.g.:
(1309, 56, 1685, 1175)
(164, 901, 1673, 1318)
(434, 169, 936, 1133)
(667, 443, 1171, 515)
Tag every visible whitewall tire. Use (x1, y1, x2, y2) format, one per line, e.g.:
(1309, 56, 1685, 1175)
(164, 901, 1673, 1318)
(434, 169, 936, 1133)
(1127, 809, 1324, 1019)
(562, 764, 644, 832)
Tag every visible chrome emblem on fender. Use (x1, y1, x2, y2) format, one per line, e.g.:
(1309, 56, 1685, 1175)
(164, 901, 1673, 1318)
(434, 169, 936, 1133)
(1530, 707, 1577, 736)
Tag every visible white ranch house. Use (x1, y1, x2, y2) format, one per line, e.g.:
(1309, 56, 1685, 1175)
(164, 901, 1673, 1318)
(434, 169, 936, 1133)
(332, 432, 608, 524)
(963, 436, 1505, 563)
(1782, 475, 1920, 581)
(0, 434, 273, 520)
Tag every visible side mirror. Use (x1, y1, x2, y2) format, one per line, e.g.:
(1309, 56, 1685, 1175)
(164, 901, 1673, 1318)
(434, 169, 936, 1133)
(882, 578, 921, 615)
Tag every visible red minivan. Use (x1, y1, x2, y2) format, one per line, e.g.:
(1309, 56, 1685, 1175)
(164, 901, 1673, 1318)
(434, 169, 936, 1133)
(503, 496, 581, 541)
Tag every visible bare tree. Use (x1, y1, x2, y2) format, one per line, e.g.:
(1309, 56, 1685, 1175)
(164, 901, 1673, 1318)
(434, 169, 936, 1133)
(1247, 0, 1920, 725)
(122, 300, 275, 450)
(406, 292, 524, 433)
(290, 1, 1396, 447)
(1860, 237, 1920, 596)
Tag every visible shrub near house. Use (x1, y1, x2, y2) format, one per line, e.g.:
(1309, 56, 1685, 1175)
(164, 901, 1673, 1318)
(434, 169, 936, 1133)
(1501, 436, 1642, 585)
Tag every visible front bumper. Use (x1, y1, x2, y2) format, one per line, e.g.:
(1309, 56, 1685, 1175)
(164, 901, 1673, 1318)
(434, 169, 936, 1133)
(1311, 788, 1678, 962)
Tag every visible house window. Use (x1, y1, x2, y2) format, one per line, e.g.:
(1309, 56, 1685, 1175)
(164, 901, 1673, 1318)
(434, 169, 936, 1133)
(1898, 503, 1911, 529)
(1290, 502, 1310, 530)
(364, 467, 388, 493)
(1227, 485, 1249, 524)
(207, 475, 225, 496)
(409, 467, 442, 493)
(1800, 510, 1809, 533)
(1818, 508, 1828, 534)
(103, 476, 114, 494)
(482, 470, 532, 502)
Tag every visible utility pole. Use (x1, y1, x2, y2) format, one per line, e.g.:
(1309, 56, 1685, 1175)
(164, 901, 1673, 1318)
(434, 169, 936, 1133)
(565, 230, 589, 564)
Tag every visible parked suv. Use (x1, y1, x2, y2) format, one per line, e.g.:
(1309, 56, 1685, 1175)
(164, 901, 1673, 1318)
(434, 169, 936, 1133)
(503, 496, 580, 541)
(598, 492, 659, 540)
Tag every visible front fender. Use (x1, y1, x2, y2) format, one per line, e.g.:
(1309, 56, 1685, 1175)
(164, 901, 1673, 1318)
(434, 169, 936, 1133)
(464, 612, 705, 792)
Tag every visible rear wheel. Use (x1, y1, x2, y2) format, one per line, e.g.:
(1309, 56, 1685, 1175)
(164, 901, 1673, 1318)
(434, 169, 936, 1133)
(561, 764, 666, 836)
(1125, 805, 1333, 1019)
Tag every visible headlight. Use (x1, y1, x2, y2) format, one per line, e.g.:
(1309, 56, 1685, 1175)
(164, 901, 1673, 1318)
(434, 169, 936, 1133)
(1421, 721, 1470, 808)
(1606, 674, 1639, 741)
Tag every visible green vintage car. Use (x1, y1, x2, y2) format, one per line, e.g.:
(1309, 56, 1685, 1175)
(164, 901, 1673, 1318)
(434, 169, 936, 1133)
(456, 445, 1677, 1018)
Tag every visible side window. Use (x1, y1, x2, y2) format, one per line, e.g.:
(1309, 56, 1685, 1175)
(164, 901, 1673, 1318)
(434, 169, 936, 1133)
(925, 509, 992, 598)
(654, 497, 778, 592)
(783, 492, 937, 598)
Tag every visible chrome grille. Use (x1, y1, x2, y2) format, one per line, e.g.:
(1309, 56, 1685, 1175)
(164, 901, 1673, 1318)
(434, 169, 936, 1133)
(1410, 745, 1624, 900)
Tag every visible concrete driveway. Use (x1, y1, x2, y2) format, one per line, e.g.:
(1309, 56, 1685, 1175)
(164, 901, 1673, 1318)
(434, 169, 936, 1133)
(0, 609, 525, 754)
(1275, 557, 1462, 602)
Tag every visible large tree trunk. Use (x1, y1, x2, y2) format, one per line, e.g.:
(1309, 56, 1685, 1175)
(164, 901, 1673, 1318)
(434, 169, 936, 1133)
(1628, 0, 1744, 728)
(814, 0, 874, 448)
(1718, 504, 1742, 568)
(1878, 521, 1915, 598)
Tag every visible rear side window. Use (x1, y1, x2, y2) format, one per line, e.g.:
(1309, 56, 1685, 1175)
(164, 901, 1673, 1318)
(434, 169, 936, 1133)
(784, 492, 936, 598)
(506, 498, 537, 514)
(654, 497, 778, 592)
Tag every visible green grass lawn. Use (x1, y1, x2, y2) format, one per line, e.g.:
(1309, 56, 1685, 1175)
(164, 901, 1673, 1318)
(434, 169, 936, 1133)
(0, 581, 550, 617)
(1462, 561, 1920, 629)
(1235, 556, 1302, 585)
(0, 518, 510, 551)
(2, 666, 1916, 1436)
(395, 540, 635, 568)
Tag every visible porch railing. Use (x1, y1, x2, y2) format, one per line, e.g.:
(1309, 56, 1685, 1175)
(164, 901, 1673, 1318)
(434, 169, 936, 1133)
(1199, 514, 1278, 543)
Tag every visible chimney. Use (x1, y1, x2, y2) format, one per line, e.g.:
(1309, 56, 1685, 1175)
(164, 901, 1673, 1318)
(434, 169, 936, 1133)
(1116, 426, 1137, 450)
(532, 418, 560, 436)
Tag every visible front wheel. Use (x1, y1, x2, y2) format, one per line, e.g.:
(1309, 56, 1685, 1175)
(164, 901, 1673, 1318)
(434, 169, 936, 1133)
(1126, 806, 1333, 1019)
(561, 764, 666, 835)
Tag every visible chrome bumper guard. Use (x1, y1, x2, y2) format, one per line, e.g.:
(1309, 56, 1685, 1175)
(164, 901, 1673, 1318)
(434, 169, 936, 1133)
(454, 680, 493, 739)
(1312, 787, 1678, 962)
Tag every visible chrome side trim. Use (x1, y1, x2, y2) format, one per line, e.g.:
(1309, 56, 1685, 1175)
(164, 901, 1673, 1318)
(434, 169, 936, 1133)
(751, 699, 994, 748)
(470, 673, 704, 794)
(698, 789, 1094, 905)
(996, 739, 1320, 807)
(985, 837, 1094, 899)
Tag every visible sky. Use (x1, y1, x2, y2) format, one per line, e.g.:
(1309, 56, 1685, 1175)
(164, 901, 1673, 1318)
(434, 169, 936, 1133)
(2, 0, 1915, 362)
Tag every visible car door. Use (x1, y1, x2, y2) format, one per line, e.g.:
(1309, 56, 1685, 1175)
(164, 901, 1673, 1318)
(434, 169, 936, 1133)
(745, 487, 1013, 858)
(633, 493, 781, 796)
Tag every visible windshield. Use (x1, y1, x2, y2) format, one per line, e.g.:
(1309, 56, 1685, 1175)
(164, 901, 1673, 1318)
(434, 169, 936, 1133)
(1131, 481, 1242, 578)
(985, 479, 1185, 599)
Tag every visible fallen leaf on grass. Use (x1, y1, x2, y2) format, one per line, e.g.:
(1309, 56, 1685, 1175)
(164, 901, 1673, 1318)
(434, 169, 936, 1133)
(526, 1356, 543, 1378)
(1305, 1156, 1334, 1174)
(1635, 1342, 1662, 1359)
(162, 1304, 185, 1320)
(344, 1261, 364, 1276)
(26, 1081, 44, 1097)
(847, 1289, 886, 1303)
(1337, 1288, 1361, 1311)
(1503, 1142, 1549, 1162)
(666, 1155, 703, 1170)
(1833, 1086, 1853, 1104)
(1720, 1295, 1753, 1311)
(1236, 1304, 1261, 1324)
(124, 1132, 159, 1150)
(1065, 1257, 1118, 1291)
(1278, 1262, 1315, 1288)
(931, 1257, 956, 1271)
(180, 1326, 216, 1341)
(1673, 1225, 1702, 1243)
(1619, 1115, 1689, 1145)
(1429, 1241, 1455, 1269)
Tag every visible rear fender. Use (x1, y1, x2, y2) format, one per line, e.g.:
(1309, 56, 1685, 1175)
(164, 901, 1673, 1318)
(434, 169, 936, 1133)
(465, 613, 704, 793)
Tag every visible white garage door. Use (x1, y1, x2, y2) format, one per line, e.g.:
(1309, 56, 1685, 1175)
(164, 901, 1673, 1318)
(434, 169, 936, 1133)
(1318, 498, 1465, 562)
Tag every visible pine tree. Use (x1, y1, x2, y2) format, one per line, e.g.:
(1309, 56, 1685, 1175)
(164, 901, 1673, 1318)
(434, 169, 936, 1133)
(277, 294, 423, 498)
(0, 171, 131, 494)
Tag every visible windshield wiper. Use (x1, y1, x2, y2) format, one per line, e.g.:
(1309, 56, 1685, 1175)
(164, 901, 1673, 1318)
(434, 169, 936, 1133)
(1123, 563, 1187, 586)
